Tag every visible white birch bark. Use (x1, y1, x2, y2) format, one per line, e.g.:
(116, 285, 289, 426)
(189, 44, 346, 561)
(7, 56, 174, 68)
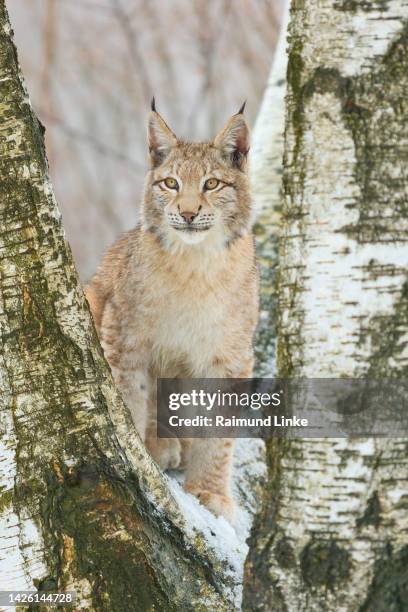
(250, 0, 289, 222)
(0, 4, 245, 609)
(252, 0, 290, 375)
(245, 0, 408, 609)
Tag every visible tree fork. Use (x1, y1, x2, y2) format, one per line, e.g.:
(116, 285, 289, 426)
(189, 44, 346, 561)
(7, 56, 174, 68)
(0, 3, 238, 609)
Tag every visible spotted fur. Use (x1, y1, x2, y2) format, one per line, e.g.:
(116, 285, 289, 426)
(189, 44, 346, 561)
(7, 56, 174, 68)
(85, 106, 259, 522)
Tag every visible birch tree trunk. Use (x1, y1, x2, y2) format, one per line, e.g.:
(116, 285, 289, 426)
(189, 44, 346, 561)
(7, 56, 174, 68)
(244, 0, 408, 609)
(0, 4, 241, 609)
(252, 0, 290, 375)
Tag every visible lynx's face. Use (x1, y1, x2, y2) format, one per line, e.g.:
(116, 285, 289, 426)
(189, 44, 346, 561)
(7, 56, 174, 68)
(143, 103, 251, 248)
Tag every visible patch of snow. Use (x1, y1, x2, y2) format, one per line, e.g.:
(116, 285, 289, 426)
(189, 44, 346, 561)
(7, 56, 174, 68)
(166, 477, 246, 574)
(232, 439, 267, 543)
(165, 438, 266, 609)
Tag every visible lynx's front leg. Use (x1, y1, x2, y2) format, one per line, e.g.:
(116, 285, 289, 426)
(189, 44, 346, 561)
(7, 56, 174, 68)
(183, 356, 254, 522)
(184, 439, 235, 522)
(100, 301, 149, 441)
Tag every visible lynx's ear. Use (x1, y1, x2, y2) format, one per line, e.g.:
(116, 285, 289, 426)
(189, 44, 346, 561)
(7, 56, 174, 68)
(214, 103, 250, 170)
(148, 98, 177, 167)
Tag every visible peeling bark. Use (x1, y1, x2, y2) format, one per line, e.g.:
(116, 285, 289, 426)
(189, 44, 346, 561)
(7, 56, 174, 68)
(244, 0, 408, 610)
(0, 4, 242, 609)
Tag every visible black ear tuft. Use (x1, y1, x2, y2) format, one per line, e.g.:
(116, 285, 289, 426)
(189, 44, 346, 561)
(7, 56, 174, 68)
(237, 100, 246, 115)
(147, 106, 177, 167)
(151, 96, 156, 112)
(214, 112, 250, 170)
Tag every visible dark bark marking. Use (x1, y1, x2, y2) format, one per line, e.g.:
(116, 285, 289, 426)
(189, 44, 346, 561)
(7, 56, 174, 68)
(360, 545, 408, 612)
(356, 491, 382, 529)
(300, 539, 351, 591)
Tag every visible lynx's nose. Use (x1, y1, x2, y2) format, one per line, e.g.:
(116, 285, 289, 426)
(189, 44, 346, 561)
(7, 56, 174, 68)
(180, 211, 197, 224)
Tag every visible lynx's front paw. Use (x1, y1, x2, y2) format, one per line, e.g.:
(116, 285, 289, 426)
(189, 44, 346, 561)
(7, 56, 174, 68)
(184, 484, 235, 522)
(146, 436, 182, 470)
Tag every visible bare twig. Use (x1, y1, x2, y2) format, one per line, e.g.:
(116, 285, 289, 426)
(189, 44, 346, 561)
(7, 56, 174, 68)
(39, 110, 143, 171)
(110, 0, 154, 105)
(41, 0, 57, 165)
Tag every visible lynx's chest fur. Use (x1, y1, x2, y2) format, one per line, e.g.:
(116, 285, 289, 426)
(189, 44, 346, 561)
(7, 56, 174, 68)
(151, 301, 225, 375)
(135, 231, 255, 376)
(149, 262, 228, 374)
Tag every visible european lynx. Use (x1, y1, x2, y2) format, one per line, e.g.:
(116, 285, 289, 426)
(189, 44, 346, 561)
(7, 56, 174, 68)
(85, 101, 259, 522)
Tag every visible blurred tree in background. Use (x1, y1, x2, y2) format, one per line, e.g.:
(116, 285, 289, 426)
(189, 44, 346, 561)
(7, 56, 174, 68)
(9, 0, 282, 279)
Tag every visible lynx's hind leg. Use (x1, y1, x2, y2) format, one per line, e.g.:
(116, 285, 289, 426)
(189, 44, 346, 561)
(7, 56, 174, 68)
(145, 430, 182, 470)
(84, 282, 106, 332)
(100, 300, 149, 442)
(145, 383, 182, 469)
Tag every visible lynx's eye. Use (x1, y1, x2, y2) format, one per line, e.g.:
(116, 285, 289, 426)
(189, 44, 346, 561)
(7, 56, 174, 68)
(204, 178, 220, 191)
(164, 177, 179, 190)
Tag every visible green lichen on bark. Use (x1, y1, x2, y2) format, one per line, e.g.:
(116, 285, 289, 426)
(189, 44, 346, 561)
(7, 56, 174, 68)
(340, 23, 408, 243)
(334, 0, 391, 12)
(360, 545, 408, 612)
(359, 276, 408, 377)
(275, 20, 308, 378)
(254, 219, 279, 375)
(40, 461, 208, 611)
(242, 438, 290, 611)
